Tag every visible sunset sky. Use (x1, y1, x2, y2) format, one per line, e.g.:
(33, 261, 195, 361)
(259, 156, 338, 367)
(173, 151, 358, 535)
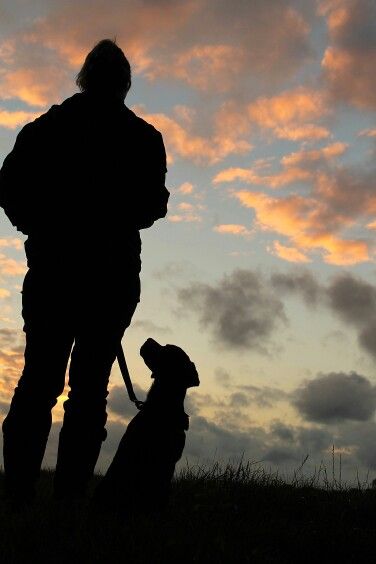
(0, 0, 376, 483)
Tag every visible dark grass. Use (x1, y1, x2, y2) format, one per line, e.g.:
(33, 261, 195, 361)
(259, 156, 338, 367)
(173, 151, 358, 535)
(1, 462, 376, 563)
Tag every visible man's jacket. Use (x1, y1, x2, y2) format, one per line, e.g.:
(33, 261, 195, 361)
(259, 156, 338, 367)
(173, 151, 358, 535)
(0, 92, 169, 268)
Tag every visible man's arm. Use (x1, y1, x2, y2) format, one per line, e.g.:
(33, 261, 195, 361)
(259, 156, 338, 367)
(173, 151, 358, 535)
(0, 123, 35, 233)
(137, 130, 170, 230)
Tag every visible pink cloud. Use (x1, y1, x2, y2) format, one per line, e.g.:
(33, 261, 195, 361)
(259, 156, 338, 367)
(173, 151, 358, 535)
(0, 254, 27, 276)
(269, 241, 311, 264)
(136, 106, 252, 165)
(0, 238, 24, 250)
(178, 182, 195, 195)
(0, 108, 41, 129)
(214, 224, 253, 237)
(234, 190, 371, 265)
(247, 87, 330, 140)
(0, 288, 11, 298)
(213, 142, 347, 189)
(0, 0, 314, 112)
(359, 129, 376, 138)
(215, 139, 375, 265)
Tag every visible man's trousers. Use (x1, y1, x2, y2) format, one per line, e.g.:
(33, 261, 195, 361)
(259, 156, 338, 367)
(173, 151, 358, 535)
(2, 262, 140, 498)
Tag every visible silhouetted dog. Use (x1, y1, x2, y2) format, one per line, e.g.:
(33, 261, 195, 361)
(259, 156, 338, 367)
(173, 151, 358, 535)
(94, 338, 199, 514)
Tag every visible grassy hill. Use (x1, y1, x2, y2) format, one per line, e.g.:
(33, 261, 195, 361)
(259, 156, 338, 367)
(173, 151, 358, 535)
(1, 462, 376, 563)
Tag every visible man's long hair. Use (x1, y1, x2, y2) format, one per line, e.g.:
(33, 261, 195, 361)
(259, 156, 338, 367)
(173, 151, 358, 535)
(76, 39, 131, 98)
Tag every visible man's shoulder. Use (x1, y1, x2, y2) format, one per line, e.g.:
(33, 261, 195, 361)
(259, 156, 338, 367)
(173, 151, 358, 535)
(124, 106, 162, 140)
(21, 94, 82, 133)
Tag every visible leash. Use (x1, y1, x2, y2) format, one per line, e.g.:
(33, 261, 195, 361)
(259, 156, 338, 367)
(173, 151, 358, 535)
(117, 345, 144, 410)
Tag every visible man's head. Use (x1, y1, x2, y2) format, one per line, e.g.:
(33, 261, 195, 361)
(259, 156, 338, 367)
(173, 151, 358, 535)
(76, 39, 131, 100)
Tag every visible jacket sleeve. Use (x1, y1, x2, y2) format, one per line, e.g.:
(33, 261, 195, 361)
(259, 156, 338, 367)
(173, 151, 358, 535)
(137, 130, 170, 230)
(0, 123, 35, 233)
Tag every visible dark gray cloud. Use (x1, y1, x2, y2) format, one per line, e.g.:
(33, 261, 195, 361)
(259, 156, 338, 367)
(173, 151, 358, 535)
(263, 445, 299, 465)
(326, 273, 376, 327)
(237, 384, 288, 408)
(326, 273, 376, 361)
(295, 426, 333, 455)
(271, 269, 322, 307)
(186, 415, 265, 460)
(322, 0, 376, 109)
(177, 267, 376, 359)
(131, 319, 171, 335)
(272, 269, 376, 362)
(153, 261, 199, 281)
(107, 384, 146, 420)
(293, 371, 376, 423)
(184, 415, 332, 471)
(214, 368, 231, 387)
(270, 421, 295, 443)
(229, 392, 250, 408)
(340, 421, 376, 471)
(177, 269, 286, 352)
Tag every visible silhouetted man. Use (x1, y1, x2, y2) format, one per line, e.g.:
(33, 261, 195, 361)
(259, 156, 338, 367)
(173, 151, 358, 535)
(0, 39, 169, 500)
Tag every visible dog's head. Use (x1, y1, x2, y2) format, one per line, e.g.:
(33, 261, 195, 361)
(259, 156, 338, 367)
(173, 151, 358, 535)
(140, 337, 200, 388)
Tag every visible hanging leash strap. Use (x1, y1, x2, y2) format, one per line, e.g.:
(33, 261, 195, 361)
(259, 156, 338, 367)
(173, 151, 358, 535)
(117, 345, 144, 410)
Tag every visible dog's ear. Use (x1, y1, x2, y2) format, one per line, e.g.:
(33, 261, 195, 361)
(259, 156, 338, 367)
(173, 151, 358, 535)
(163, 344, 200, 388)
(140, 338, 165, 374)
(184, 362, 200, 388)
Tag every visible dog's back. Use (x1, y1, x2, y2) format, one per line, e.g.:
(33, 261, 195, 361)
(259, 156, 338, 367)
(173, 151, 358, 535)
(95, 407, 187, 512)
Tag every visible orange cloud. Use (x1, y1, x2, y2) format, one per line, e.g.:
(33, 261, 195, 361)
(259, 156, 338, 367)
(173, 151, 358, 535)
(0, 65, 71, 108)
(146, 4, 311, 90)
(281, 142, 348, 167)
(272, 124, 330, 141)
(0, 108, 41, 129)
(178, 182, 195, 195)
(0, 2, 198, 108)
(247, 87, 330, 140)
(137, 106, 252, 165)
(213, 143, 348, 189)
(270, 241, 311, 263)
(0, 329, 24, 397)
(0, 0, 313, 114)
(148, 44, 244, 91)
(0, 254, 27, 276)
(0, 288, 11, 298)
(234, 190, 371, 265)
(0, 238, 24, 250)
(359, 129, 376, 138)
(213, 166, 311, 188)
(214, 144, 376, 265)
(168, 213, 202, 223)
(214, 224, 253, 237)
(168, 200, 204, 223)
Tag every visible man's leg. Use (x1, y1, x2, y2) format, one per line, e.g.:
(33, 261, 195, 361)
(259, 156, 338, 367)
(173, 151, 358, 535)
(2, 268, 74, 499)
(54, 292, 139, 498)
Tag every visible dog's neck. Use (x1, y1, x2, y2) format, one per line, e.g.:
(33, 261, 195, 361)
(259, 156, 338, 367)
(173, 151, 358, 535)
(144, 379, 187, 410)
